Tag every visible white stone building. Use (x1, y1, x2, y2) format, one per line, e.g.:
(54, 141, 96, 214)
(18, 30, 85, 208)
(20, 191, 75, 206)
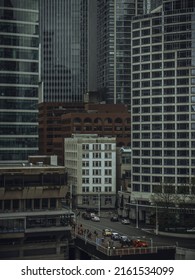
(64, 134, 116, 210)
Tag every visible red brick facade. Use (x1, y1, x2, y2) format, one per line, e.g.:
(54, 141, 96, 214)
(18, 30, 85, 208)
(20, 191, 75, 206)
(39, 102, 131, 165)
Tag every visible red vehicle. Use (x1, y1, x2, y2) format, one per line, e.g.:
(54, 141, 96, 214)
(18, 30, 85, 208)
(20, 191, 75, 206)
(132, 239, 148, 248)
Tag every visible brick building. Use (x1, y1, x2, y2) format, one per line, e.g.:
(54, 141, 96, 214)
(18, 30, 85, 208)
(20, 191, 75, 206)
(38, 102, 131, 165)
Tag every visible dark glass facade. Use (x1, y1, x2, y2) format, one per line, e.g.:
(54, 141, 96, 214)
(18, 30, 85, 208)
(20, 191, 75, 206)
(40, 0, 81, 102)
(0, 0, 39, 162)
(40, 0, 97, 102)
(97, 0, 143, 104)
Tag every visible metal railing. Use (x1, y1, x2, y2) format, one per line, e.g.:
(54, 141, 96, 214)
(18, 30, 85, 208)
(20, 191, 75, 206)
(74, 232, 176, 257)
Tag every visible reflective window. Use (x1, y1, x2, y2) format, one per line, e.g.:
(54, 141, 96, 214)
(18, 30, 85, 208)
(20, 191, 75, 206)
(0, 22, 38, 35)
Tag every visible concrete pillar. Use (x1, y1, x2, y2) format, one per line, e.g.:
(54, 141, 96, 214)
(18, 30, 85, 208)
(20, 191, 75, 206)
(74, 248, 81, 259)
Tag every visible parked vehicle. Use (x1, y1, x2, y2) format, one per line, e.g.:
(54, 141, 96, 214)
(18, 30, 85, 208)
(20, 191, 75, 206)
(102, 228, 112, 237)
(91, 216, 100, 222)
(110, 216, 119, 222)
(111, 232, 121, 241)
(90, 212, 96, 218)
(121, 218, 130, 225)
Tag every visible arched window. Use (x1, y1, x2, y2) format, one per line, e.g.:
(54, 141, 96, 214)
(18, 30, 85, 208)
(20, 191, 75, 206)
(115, 117, 122, 123)
(94, 118, 102, 124)
(104, 117, 112, 124)
(84, 117, 92, 123)
(73, 117, 81, 123)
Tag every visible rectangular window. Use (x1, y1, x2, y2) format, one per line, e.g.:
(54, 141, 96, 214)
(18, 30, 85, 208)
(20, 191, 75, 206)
(105, 169, 112, 176)
(92, 187, 101, 192)
(142, 158, 150, 165)
(164, 159, 175, 166)
(82, 187, 89, 193)
(82, 169, 89, 175)
(92, 178, 101, 184)
(152, 159, 162, 165)
(82, 161, 89, 167)
(142, 185, 151, 192)
(105, 178, 112, 184)
(132, 184, 140, 191)
(93, 152, 101, 158)
(105, 161, 112, 167)
(105, 152, 112, 159)
(82, 178, 89, 184)
(164, 150, 175, 156)
(92, 169, 101, 176)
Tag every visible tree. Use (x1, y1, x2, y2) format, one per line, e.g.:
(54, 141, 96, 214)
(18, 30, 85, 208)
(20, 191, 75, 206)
(151, 182, 195, 230)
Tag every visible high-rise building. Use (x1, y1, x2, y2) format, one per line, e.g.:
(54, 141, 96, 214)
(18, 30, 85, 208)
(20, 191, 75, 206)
(39, 0, 97, 103)
(0, 0, 39, 163)
(97, 0, 143, 104)
(131, 0, 195, 204)
(143, 0, 162, 14)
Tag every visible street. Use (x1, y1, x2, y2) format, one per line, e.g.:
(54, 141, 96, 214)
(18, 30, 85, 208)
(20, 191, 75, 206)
(76, 214, 195, 250)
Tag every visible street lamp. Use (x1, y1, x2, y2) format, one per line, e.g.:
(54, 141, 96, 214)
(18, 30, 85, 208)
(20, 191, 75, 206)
(98, 192, 101, 217)
(136, 201, 139, 228)
(150, 202, 159, 235)
(69, 184, 72, 212)
(130, 200, 139, 228)
(155, 204, 159, 235)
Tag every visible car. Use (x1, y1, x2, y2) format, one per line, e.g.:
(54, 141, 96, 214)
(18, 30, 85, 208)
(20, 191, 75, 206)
(120, 235, 129, 241)
(102, 228, 112, 237)
(110, 216, 119, 222)
(121, 218, 130, 225)
(91, 216, 100, 222)
(81, 213, 91, 220)
(111, 232, 121, 241)
(187, 227, 195, 232)
(132, 239, 148, 248)
(120, 235, 133, 246)
(90, 212, 96, 218)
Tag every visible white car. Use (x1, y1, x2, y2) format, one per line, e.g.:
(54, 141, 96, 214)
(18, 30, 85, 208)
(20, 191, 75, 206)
(187, 227, 195, 232)
(90, 212, 96, 218)
(91, 216, 100, 222)
(121, 218, 130, 225)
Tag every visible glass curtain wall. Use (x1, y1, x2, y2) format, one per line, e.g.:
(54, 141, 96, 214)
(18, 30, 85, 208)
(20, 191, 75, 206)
(0, 0, 39, 163)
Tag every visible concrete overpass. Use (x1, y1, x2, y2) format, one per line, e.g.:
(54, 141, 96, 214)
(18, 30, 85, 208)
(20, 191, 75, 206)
(71, 230, 176, 260)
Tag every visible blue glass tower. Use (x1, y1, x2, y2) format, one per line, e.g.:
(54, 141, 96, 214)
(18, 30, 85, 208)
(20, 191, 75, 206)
(0, 0, 39, 163)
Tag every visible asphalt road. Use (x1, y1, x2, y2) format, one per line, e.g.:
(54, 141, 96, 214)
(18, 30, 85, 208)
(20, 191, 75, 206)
(76, 216, 195, 249)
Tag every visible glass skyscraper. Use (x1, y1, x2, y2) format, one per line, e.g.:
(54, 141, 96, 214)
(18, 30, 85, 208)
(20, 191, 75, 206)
(143, 0, 162, 14)
(97, 0, 143, 104)
(39, 0, 97, 103)
(131, 0, 195, 202)
(0, 0, 39, 163)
